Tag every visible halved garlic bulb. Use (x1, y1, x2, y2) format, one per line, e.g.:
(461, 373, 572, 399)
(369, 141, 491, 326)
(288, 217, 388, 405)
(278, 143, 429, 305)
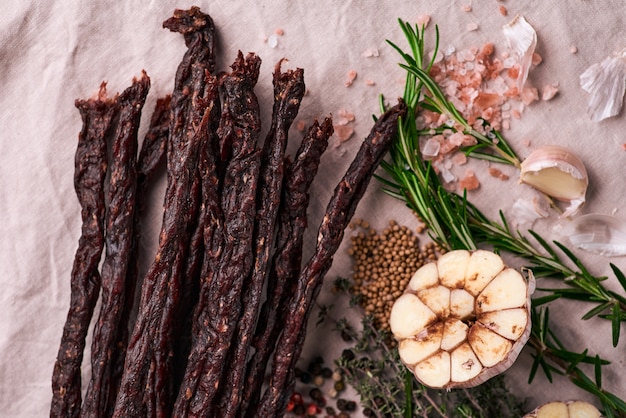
(519, 145, 588, 217)
(389, 249, 534, 389)
(523, 400, 601, 418)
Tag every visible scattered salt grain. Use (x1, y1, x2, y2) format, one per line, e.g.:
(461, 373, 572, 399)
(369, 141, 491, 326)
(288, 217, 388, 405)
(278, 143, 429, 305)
(520, 87, 539, 105)
(337, 109, 355, 125)
(466, 22, 479, 32)
(488, 167, 510, 180)
(532, 52, 543, 66)
(296, 120, 307, 132)
(416, 14, 431, 28)
(333, 125, 354, 143)
(365, 79, 376, 86)
(267, 34, 278, 48)
(458, 170, 480, 191)
(274, 28, 284, 36)
(345, 70, 357, 87)
(451, 152, 468, 165)
(461, 4, 472, 12)
(499, 5, 508, 16)
(362, 47, 380, 58)
(421, 137, 441, 159)
(541, 83, 559, 101)
(570, 45, 578, 54)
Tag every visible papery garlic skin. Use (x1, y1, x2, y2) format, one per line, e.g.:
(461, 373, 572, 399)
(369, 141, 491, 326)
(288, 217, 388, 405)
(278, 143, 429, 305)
(580, 48, 626, 122)
(503, 15, 537, 91)
(523, 400, 601, 418)
(555, 213, 626, 257)
(389, 250, 534, 389)
(519, 145, 588, 217)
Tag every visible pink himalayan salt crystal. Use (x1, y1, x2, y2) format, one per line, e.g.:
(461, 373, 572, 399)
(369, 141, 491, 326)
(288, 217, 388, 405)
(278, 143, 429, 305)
(365, 79, 376, 86)
(499, 5, 508, 16)
(467, 22, 479, 32)
(345, 69, 357, 87)
(275, 27, 284, 36)
(416, 14, 431, 27)
(488, 167, 510, 180)
(520, 87, 539, 105)
(542, 83, 559, 101)
(333, 125, 354, 143)
(458, 170, 480, 191)
(461, 4, 472, 12)
(337, 109, 356, 123)
(532, 52, 543, 65)
(451, 152, 468, 165)
(296, 120, 306, 132)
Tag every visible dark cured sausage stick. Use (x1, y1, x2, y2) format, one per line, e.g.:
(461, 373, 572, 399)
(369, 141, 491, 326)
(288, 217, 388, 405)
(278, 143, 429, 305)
(172, 51, 262, 418)
(50, 84, 118, 418)
(216, 60, 306, 418)
(105, 94, 171, 417)
(82, 72, 150, 418)
(255, 100, 407, 417)
(240, 117, 333, 417)
(112, 8, 216, 417)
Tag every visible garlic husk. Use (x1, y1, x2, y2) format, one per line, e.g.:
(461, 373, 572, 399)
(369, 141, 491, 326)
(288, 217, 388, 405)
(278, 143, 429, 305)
(389, 249, 534, 389)
(519, 145, 588, 217)
(580, 48, 626, 121)
(554, 213, 626, 257)
(503, 15, 537, 91)
(523, 400, 602, 418)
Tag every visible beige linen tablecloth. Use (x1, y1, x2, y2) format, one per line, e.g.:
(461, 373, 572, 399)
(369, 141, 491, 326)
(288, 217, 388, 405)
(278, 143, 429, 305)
(1, 1, 625, 416)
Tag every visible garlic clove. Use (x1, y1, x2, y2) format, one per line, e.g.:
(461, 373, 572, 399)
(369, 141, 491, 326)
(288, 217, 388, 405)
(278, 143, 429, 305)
(407, 261, 439, 291)
(503, 15, 537, 91)
(556, 213, 626, 257)
(390, 249, 534, 389)
(389, 293, 438, 339)
(580, 48, 626, 121)
(519, 145, 588, 216)
(524, 400, 602, 418)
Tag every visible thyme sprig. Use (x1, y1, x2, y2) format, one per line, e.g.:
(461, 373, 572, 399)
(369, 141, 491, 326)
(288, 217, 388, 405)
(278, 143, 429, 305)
(377, 18, 626, 416)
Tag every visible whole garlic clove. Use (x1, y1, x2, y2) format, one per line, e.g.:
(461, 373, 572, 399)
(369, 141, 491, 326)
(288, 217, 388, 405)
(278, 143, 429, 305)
(519, 145, 588, 217)
(389, 249, 534, 389)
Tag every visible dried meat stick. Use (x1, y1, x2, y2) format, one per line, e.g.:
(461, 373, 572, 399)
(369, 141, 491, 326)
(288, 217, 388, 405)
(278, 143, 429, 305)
(50, 83, 118, 418)
(216, 60, 306, 418)
(240, 117, 333, 417)
(255, 100, 407, 417)
(105, 94, 171, 417)
(172, 51, 262, 418)
(171, 75, 222, 396)
(81, 72, 150, 418)
(112, 8, 216, 417)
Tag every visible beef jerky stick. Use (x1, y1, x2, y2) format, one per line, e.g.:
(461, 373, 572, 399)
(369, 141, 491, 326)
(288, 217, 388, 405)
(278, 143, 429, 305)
(112, 8, 216, 417)
(171, 75, 222, 397)
(82, 72, 150, 418)
(50, 84, 118, 418)
(216, 59, 306, 418)
(255, 100, 407, 417)
(240, 117, 333, 417)
(105, 94, 171, 417)
(173, 52, 262, 418)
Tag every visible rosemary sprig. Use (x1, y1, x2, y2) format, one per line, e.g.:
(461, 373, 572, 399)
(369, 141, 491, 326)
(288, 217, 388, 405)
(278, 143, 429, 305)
(386, 20, 521, 167)
(378, 18, 626, 416)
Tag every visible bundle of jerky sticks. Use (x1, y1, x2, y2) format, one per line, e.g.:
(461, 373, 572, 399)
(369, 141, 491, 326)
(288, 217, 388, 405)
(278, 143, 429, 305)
(50, 7, 406, 418)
